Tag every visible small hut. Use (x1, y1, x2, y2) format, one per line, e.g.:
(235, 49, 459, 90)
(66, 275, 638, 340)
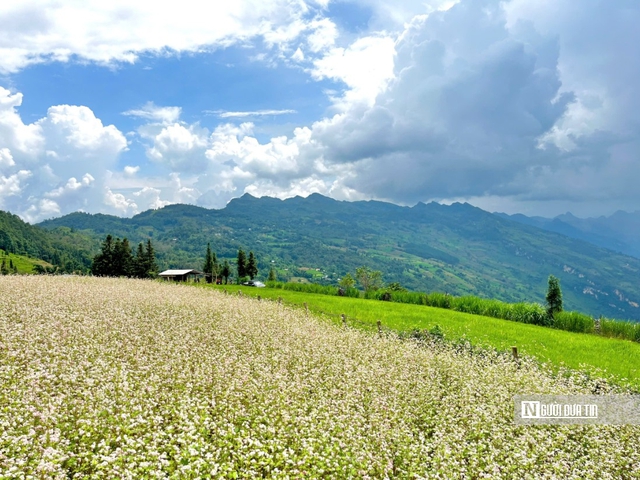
(158, 269, 204, 282)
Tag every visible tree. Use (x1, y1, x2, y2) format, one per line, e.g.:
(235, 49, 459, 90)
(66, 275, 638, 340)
(268, 267, 277, 282)
(113, 238, 134, 277)
(546, 275, 563, 318)
(211, 252, 220, 284)
(144, 239, 158, 278)
(246, 251, 258, 280)
(0, 257, 8, 275)
(236, 249, 247, 280)
(133, 243, 146, 278)
(355, 266, 383, 292)
(339, 273, 355, 289)
(91, 234, 115, 276)
(221, 260, 231, 284)
(386, 282, 407, 292)
(203, 243, 214, 283)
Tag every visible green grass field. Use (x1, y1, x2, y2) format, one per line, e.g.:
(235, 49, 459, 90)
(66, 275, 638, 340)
(0, 249, 51, 273)
(207, 284, 640, 389)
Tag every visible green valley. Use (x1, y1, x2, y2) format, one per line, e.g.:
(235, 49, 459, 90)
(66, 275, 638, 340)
(38, 193, 640, 320)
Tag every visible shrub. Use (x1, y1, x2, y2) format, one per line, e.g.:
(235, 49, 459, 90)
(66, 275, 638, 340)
(601, 319, 640, 342)
(552, 311, 595, 334)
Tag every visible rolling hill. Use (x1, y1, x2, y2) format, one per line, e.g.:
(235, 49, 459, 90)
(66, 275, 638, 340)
(0, 210, 94, 272)
(38, 193, 640, 320)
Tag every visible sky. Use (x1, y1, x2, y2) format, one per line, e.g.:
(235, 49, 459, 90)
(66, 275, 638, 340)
(1, 0, 639, 223)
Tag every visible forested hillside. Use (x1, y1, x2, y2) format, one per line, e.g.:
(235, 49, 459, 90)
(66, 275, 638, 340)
(38, 194, 640, 320)
(0, 210, 94, 272)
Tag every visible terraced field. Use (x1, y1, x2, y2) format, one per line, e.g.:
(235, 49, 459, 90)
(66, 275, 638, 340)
(1, 276, 638, 477)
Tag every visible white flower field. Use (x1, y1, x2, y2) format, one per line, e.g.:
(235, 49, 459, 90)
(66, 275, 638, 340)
(0, 276, 638, 478)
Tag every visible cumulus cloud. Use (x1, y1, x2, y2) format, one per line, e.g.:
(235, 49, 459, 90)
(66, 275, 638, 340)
(0, 87, 131, 221)
(3, 0, 639, 219)
(0, 1, 331, 73)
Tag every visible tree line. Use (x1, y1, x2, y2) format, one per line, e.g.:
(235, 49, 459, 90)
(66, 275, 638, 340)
(91, 235, 158, 278)
(202, 244, 264, 284)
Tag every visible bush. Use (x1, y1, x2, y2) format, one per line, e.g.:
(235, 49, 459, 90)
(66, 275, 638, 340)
(601, 319, 640, 341)
(552, 311, 595, 334)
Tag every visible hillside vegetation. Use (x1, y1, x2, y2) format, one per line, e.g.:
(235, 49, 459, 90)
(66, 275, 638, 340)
(38, 194, 640, 320)
(0, 210, 94, 272)
(1, 276, 638, 477)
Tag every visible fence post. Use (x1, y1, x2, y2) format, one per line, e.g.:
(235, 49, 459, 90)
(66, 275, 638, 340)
(377, 319, 382, 337)
(341, 314, 346, 327)
(511, 346, 518, 361)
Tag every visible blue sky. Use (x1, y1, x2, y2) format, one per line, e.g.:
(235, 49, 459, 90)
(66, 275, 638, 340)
(1, 0, 639, 222)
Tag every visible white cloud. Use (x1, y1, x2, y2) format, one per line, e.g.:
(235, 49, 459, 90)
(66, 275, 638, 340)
(211, 109, 297, 118)
(0, 147, 15, 168)
(147, 123, 209, 172)
(123, 165, 140, 176)
(311, 35, 396, 108)
(104, 187, 138, 216)
(0, 87, 130, 221)
(0, 1, 328, 73)
(123, 102, 182, 124)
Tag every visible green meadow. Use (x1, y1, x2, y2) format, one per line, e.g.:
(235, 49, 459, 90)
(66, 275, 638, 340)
(208, 284, 640, 390)
(0, 249, 51, 273)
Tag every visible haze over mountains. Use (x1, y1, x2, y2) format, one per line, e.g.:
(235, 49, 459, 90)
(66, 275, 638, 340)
(32, 193, 640, 321)
(496, 211, 640, 260)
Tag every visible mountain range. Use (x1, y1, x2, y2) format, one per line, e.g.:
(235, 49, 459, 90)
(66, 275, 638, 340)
(496, 211, 640, 259)
(33, 193, 640, 321)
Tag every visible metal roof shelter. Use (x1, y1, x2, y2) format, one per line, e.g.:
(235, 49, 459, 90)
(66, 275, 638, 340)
(158, 269, 204, 282)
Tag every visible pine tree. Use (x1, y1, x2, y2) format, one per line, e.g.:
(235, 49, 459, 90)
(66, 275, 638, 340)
(246, 251, 258, 280)
(221, 260, 231, 284)
(546, 275, 563, 318)
(144, 239, 158, 277)
(212, 251, 219, 284)
(236, 249, 247, 280)
(133, 243, 146, 278)
(268, 266, 277, 282)
(203, 243, 214, 283)
(91, 235, 115, 276)
(113, 238, 134, 277)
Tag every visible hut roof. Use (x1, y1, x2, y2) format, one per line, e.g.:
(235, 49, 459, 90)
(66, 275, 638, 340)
(158, 269, 203, 276)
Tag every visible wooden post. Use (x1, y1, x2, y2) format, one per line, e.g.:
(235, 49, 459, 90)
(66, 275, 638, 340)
(377, 319, 382, 337)
(341, 314, 346, 327)
(511, 346, 518, 360)
(257, 295, 261, 301)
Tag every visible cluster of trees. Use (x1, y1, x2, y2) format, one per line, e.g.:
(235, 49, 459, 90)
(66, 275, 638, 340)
(202, 243, 232, 284)
(91, 235, 157, 278)
(201, 245, 261, 284)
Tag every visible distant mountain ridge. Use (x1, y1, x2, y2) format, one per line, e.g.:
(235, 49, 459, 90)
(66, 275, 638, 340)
(38, 193, 640, 320)
(496, 210, 640, 259)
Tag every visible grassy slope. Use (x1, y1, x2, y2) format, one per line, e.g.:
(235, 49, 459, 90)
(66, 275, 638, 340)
(209, 285, 640, 388)
(0, 249, 52, 273)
